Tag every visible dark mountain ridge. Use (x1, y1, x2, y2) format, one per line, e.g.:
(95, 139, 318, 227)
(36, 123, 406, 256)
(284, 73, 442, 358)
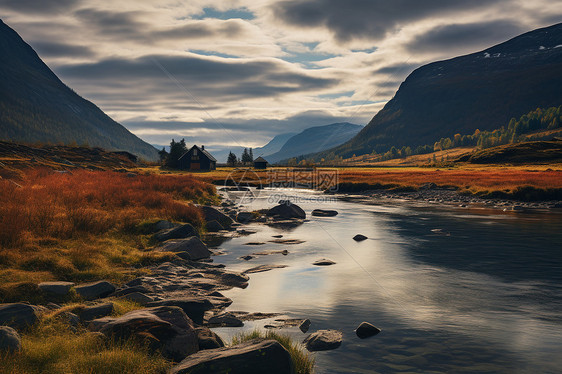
(328, 22, 562, 158)
(0, 20, 158, 161)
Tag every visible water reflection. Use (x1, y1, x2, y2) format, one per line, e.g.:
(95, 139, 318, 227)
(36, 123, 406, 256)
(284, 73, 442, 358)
(213, 188, 562, 373)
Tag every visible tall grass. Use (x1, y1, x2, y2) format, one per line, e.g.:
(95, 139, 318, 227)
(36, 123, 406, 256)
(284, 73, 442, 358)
(231, 330, 315, 374)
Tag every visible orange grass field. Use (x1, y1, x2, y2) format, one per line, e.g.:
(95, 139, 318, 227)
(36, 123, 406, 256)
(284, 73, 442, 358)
(0, 169, 217, 293)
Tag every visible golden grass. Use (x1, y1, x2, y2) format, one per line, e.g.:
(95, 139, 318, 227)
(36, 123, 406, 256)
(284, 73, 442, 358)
(231, 330, 315, 374)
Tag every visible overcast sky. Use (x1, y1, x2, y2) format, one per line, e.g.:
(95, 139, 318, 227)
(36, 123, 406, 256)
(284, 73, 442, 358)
(1, 0, 561, 152)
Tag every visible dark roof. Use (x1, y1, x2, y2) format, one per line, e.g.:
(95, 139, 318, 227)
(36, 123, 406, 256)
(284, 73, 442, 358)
(254, 156, 268, 163)
(178, 145, 217, 162)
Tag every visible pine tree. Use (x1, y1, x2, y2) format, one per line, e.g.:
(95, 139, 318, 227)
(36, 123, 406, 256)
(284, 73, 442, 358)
(227, 151, 238, 167)
(166, 138, 188, 168)
(249, 148, 254, 162)
(241, 148, 251, 165)
(158, 147, 168, 165)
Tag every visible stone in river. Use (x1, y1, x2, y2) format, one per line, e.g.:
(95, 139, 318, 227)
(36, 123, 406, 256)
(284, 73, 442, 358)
(313, 259, 336, 266)
(303, 329, 343, 351)
(355, 322, 381, 339)
(353, 234, 368, 241)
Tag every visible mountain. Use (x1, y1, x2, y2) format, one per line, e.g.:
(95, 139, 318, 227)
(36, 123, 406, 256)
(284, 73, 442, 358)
(266, 122, 363, 163)
(0, 20, 158, 161)
(209, 132, 296, 164)
(327, 22, 562, 159)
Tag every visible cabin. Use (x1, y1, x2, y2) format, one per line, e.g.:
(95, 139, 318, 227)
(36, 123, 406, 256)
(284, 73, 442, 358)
(178, 145, 216, 171)
(253, 156, 268, 169)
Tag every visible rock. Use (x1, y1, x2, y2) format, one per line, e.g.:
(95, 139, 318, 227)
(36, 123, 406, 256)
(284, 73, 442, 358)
(242, 264, 288, 274)
(155, 237, 211, 261)
(311, 209, 338, 217)
(119, 292, 154, 306)
(38, 281, 75, 296)
(205, 220, 224, 232)
(195, 327, 225, 350)
(208, 312, 244, 327)
(299, 319, 311, 333)
(155, 223, 199, 242)
(272, 235, 283, 238)
(60, 311, 80, 328)
(111, 285, 151, 297)
(303, 329, 343, 351)
(266, 201, 306, 219)
(236, 211, 254, 223)
(98, 306, 199, 361)
(353, 234, 368, 241)
(200, 206, 234, 229)
(0, 326, 21, 352)
(75, 281, 116, 301)
(79, 303, 114, 322)
(355, 322, 381, 339)
(154, 220, 177, 231)
(0, 303, 40, 329)
(313, 258, 336, 266)
(268, 239, 304, 244)
(146, 298, 215, 325)
(240, 255, 255, 261)
(170, 339, 293, 374)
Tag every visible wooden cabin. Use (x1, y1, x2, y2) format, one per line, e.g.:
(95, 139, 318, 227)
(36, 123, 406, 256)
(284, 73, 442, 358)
(178, 145, 216, 171)
(253, 156, 268, 169)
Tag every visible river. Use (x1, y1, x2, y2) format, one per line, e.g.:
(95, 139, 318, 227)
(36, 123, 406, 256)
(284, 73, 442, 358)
(211, 187, 562, 373)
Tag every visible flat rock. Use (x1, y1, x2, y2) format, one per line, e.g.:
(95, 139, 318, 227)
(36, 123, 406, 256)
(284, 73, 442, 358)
(38, 281, 75, 296)
(0, 303, 40, 329)
(355, 322, 381, 339)
(251, 249, 289, 256)
(119, 292, 154, 306)
(266, 202, 306, 219)
(207, 312, 243, 327)
(353, 234, 368, 241)
(0, 326, 21, 352)
(98, 306, 199, 361)
(244, 242, 266, 246)
(311, 209, 338, 217)
(242, 264, 288, 274)
(155, 223, 199, 242)
(170, 339, 293, 374)
(313, 258, 336, 266)
(155, 237, 211, 261)
(79, 302, 114, 322)
(303, 329, 343, 351)
(268, 239, 305, 245)
(299, 319, 311, 333)
(240, 255, 255, 261)
(146, 297, 216, 325)
(75, 281, 116, 301)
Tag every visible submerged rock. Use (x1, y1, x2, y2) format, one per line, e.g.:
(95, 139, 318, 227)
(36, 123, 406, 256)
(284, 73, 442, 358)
(0, 326, 21, 352)
(311, 209, 338, 217)
(170, 339, 293, 374)
(353, 234, 368, 241)
(312, 259, 336, 266)
(303, 329, 343, 351)
(242, 264, 288, 274)
(299, 319, 311, 333)
(355, 322, 381, 339)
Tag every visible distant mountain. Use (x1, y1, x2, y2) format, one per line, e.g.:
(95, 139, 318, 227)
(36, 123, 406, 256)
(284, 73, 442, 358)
(0, 20, 158, 161)
(266, 122, 363, 163)
(326, 22, 562, 159)
(211, 132, 296, 164)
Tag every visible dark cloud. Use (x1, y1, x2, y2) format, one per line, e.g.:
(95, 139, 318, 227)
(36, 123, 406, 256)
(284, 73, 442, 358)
(56, 54, 337, 103)
(407, 20, 525, 52)
(272, 0, 506, 42)
(155, 20, 248, 40)
(0, 0, 80, 13)
(373, 63, 419, 75)
(73, 8, 147, 40)
(29, 41, 94, 58)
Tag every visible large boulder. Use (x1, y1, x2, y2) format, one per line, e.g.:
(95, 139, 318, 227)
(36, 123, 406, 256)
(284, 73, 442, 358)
(195, 327, 225, 350)
(266, 201, 306, 219)
(98, 306, 199, 361)
(303, 329, 343, 351)
(79, 303, 114, 322)
(0, 326, 21, 352)
(205, 220, 224, 232)
(155, 223, 199, 242)
(200, 206, 234, 229)
(355, 322, 381, 339)
(75, 281, 116, 301)
(170, 339, 293, 374)
(146, 298, 215, 325)
(311, 209, 338, 217)
(236, 211, 254, 223)
(38, 281, 75, 296)
(155, 237, 211, 261)
(0, 303, 40, 329)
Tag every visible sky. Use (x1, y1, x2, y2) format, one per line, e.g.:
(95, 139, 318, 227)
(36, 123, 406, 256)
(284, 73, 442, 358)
(1, 0, 561, 153)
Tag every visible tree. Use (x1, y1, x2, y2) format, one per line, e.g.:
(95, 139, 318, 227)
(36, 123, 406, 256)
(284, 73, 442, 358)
(227, 151, 238, 167)
(158, 147, 168, 165)
(249, 148, 254, 163)
(166, 138, 188, 168)
(241, 148, 251, 165)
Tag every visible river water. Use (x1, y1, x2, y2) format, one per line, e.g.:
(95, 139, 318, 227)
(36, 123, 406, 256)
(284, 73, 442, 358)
(211, 188, 562, 373)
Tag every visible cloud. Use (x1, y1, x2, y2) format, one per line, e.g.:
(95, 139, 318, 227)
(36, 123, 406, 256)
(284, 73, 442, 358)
(271, 0, 506, 43)
(0, 0, 80, 14)
(406, 20, 525, 53)
(28, 41, 94, 58)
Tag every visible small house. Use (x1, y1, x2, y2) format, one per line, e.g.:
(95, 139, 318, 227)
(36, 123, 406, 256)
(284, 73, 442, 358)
(253, 156, 268, 169)
(178, 145, 216, 171)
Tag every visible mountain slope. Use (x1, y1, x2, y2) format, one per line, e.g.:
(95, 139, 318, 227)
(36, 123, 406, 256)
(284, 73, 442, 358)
(0, 20, 158, 161)
(211, 132, 297, 163)
(266, 122, 362, 163)
(329, 22, 562, 159)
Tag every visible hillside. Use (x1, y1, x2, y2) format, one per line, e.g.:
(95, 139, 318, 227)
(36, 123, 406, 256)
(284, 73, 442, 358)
(326, 22, 562, 159)
(266, 122, 362, 163)
(0, 20, 158, 161)
(458, 140, 562, 164)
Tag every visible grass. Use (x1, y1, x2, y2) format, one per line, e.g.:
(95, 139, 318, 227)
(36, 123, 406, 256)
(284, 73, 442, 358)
(0, 168, 218, 294)
(231, 330, 315, 374)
